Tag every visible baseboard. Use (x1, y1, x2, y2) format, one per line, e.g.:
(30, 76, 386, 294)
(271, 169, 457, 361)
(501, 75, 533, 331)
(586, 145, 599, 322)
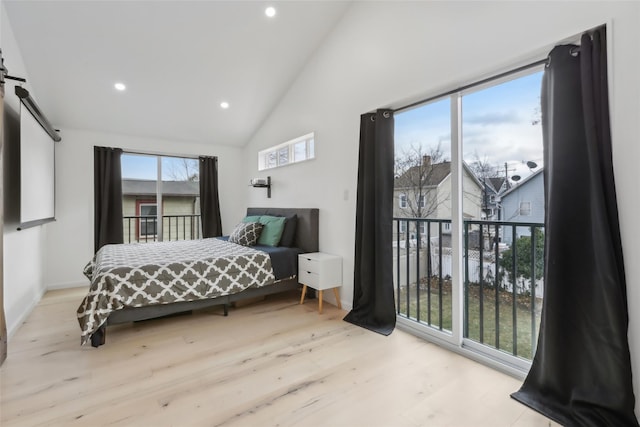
(7, 288, 46, 340)
(47, 281, 88, 290)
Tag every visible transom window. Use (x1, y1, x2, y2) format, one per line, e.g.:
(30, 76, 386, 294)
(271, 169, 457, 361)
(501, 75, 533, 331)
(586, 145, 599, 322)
(258, 132, 315, 171)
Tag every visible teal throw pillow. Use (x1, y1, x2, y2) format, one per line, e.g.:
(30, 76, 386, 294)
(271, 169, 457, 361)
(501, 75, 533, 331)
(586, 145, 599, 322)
(240, 215, 286, 246)
(242, 215, 261, 223)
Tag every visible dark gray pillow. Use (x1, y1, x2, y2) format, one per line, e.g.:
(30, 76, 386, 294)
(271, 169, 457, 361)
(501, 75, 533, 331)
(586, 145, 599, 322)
(278, 214, 297, 247)
(229, 222, 263, 246)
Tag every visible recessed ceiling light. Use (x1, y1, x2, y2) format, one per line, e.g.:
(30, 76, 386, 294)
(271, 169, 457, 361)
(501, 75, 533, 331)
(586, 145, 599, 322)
(114, 82, 126, 91)
(220, 101, 230, 109)
(265, 6, 276, 18)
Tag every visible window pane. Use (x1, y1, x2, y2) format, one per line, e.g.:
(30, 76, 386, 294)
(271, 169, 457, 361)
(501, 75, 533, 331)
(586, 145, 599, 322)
(293, 141, 307, 162)
(267, 151, 277, 168)
(139, 204, 157, 236)
(162, 157, 199, 182)
(519, 201, 531, 216)
(394, 97, 452, 332)
(395, 97, 451, 219)
(161, 157, 200, 241)
(121, 154, 157, 180)
(140, 205, 157, 216)
(121, 154, 158, 243)
(277, 147, 289, 166)
(308, 138, 315, 159)
(399, 194, 407, 208)
(461, 70, 544, 359)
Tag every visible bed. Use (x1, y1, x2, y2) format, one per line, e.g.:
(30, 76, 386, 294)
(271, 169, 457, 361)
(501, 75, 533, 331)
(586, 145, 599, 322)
(77, 207, 319, 347)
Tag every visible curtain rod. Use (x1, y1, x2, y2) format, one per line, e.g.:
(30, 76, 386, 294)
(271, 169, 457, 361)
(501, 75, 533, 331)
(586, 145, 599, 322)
(15, 86, 61, 142)
(393, 57, 549, 114)
(123, 149, 202, 160)
(6, 75, 26, 83)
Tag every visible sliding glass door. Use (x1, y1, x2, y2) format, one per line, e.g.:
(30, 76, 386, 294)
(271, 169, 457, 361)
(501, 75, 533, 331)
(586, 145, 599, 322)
(394, 67, 545, 368)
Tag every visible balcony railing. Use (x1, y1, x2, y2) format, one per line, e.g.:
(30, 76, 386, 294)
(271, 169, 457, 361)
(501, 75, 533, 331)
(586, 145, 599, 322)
(393, 217, 544, 361)
(123, 214, 202, 243)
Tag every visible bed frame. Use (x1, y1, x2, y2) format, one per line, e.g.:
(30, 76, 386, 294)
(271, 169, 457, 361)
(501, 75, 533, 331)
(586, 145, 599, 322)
(90, 207, 319, 347)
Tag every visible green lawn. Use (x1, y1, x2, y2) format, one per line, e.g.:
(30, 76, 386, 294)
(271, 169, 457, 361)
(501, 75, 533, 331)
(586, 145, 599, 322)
(397, 278, 542, 360)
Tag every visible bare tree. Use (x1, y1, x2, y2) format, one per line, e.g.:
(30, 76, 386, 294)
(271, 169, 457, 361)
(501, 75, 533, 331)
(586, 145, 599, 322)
(467, 152, 500, 181)
(394, 143, 449, 219)
(165, 158, 199, 182)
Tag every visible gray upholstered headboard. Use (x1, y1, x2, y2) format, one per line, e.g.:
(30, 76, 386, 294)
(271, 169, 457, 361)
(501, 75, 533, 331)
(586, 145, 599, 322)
(246, 207, 319, 254)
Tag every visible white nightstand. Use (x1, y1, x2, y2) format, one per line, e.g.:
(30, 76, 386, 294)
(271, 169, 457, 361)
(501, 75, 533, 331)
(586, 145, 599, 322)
(298, 252, 342, 314)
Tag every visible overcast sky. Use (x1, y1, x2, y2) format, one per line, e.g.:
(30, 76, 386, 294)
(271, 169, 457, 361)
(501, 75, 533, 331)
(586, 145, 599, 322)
(395, 70, 544, 181)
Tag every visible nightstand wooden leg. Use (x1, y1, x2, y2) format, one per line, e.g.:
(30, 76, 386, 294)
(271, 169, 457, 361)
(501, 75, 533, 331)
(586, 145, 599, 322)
(300, 285, 307, 305)
(318, 290, 323, 314)
(333, 287, 342, 309)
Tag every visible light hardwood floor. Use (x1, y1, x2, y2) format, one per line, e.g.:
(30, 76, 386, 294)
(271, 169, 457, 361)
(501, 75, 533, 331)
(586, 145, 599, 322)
(1, 288, 557, 427)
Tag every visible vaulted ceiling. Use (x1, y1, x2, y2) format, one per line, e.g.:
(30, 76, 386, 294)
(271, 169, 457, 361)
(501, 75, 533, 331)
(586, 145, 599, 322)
(3, 1, 351, 146)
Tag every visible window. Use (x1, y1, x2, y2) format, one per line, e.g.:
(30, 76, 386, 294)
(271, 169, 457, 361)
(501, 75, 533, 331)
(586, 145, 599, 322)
(138, 202, 157, 238)
(399, 221, 407, 233)
(419, 221, 426, 235)
(418, 195, 425, 208)
(121, 153, 201, 243)
(258, 132, 315, 171)
(399, 194, 407, 208)
(519, 201, 532, 216)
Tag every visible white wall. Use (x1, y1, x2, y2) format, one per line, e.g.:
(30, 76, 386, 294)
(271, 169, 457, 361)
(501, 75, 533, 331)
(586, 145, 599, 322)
(243, 1, 640, 415)
(1, 0, 49, 337)
(44, 128, 246, 289)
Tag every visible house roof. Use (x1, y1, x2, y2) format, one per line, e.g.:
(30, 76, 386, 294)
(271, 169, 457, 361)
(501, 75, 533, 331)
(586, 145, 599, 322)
(500, 168, 544, 199)
(395, 161, 453, 188)
(395, 160, 484, 190)
(122, 179, 199, 197)
(486, 177, 506, 194)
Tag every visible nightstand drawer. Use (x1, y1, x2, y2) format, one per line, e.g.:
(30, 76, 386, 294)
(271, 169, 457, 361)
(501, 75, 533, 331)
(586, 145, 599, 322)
(298, 252, 343, 314)
(299, 269, 320, 287)
(298, 252, 342, 291)
(299, 256, 320, 274)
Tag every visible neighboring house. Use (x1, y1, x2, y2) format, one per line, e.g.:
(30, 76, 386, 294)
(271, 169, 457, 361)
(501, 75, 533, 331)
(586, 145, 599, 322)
(122, 179, 201, 243)
(481, 177, 506, 220)
(394, 157, 484, 244)
(498, 169, 544, 245)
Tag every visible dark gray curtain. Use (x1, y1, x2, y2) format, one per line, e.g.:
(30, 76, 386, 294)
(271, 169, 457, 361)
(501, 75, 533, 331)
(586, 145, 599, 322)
(343, 109, 396, 335)
(199, 156, 222, 238)
(511, 27, 639, 426)
(94, 146, 123, 252)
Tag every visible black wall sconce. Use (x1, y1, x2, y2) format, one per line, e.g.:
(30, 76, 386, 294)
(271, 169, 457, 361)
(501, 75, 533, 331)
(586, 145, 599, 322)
(250, 176, 271, 198)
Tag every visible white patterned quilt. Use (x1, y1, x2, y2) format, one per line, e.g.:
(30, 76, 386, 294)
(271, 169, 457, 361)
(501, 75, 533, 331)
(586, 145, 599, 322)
(77, 238, 275, 345)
